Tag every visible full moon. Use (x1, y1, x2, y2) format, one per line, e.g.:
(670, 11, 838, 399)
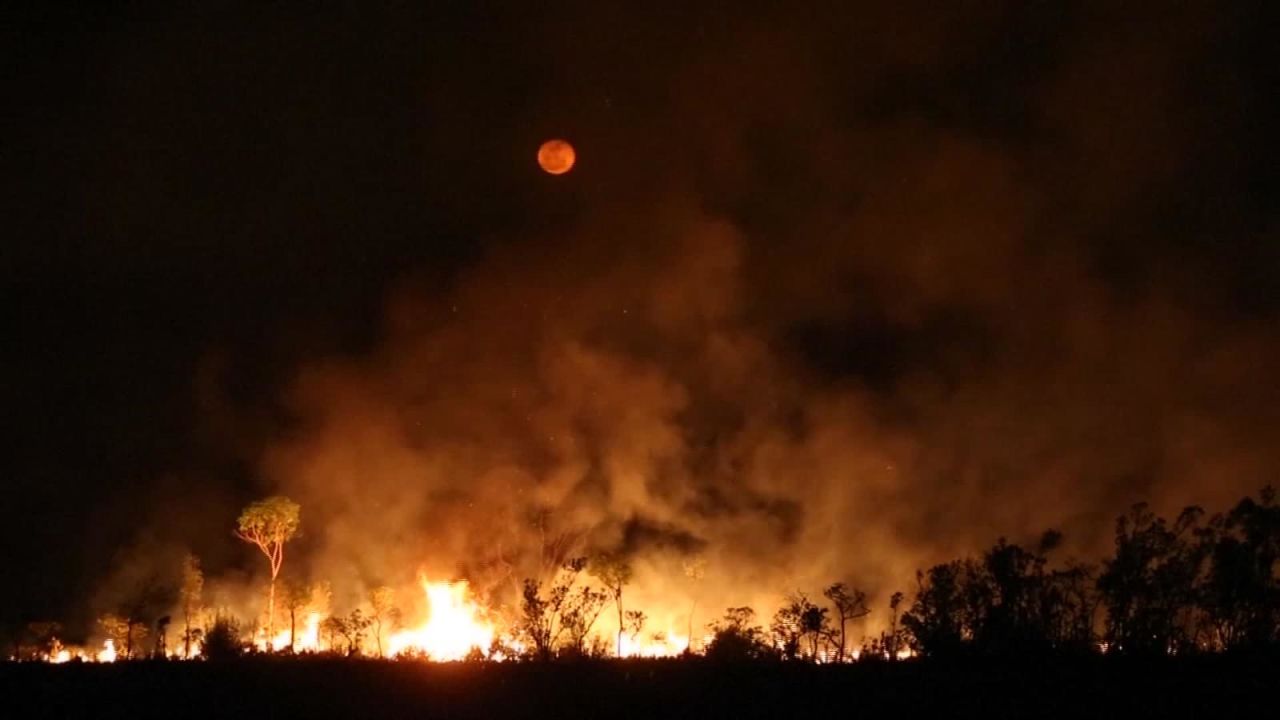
(537, 139, 575, 175)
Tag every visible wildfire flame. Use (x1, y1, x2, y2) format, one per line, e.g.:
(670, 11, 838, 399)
(388, 579, 494, 660)
(258, 611, 323, 653)
(96, 640, 117, 663)
(619, 628, 690, 658)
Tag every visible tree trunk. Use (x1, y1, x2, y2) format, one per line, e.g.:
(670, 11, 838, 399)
(267, 577, 276, 638)
(687, 599, 696, 654)
(289, 607, 297, 653)
(266, 542, 284, 638)
(616, 590, 624, 658)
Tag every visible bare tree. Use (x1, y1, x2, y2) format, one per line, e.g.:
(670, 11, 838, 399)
(590, 553, 633, 657)
(519, 557, 590, 659)
(771, 593, 828, 660)
(234, 496, 301, 638)
(280, 580, 311, 653)
(625, 610, 647, 648)
(561, 585, 610, 655)
(824, 583, 869, 662)
(887, 591, 904, 659)
(369, 586, 399, 658)
(683, 557, 706, 653)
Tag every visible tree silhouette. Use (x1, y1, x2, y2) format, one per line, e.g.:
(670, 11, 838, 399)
(179, 553, 203, 659)
(98, 613, 147, 660)
(518, 557, 589, 659)
(624, 609, 647, 648)
(234, 496, 301, 639)
(560, 585, 610, 656)
(902, 562, 971, 657)
(201, 615, 244, 660)
(154, 615, 171, 657)
(682, 557, 706, 654)
(770, 593, 828, 660)
(1043, 561, 1098, 653)
(369, 586, 399, 658)
(280, 580, 312, 653)
(706, 607, 771, 661)
(335, 609, 372, 656)
(589, 553, 633, 657)
(887, 591, 904, 659)
(824, 583, 869, 662)
(1098, 503, 1204, 654)
(1198, 487, 1280, 650)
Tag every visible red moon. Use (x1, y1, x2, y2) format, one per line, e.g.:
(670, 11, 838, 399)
(537, 139, 575, 175)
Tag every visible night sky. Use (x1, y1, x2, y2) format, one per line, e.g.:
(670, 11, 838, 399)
(2, 2, 1277, 631)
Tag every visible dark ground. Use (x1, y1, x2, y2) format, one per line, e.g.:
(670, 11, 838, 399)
(1, 656, 1276, 719)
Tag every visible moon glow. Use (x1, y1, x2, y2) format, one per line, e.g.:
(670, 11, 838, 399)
(537, 139, 576, 175)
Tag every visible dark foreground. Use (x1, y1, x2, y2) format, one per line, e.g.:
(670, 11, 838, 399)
(2, 656, 1275, 719)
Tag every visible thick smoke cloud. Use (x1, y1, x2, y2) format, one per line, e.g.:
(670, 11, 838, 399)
(11, 2, 1271, 636)
(260, 203, 1277, 633)
(233, 3, 1279, 632)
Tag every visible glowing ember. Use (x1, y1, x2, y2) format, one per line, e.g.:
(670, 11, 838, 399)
(388, 579, 494, 660)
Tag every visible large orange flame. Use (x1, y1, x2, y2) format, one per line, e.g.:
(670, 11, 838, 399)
(388, 579, 494, 660)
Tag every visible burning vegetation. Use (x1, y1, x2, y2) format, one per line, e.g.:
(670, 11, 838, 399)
(10, 487, 1278, 664)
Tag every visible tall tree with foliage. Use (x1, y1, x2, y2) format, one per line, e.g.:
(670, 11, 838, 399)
(1097, 503, 1205, 654)
(234, 496, 301, 638)
(589, 552, 633, 657)
(1198, 487, 1280, 650)
(179, 553, 204, 659)
(902, 562, 971, 657)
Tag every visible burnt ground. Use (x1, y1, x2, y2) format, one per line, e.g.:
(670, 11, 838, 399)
(1, 655, 1275, 719)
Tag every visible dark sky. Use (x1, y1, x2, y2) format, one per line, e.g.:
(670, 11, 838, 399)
(2, 1, 1277, 629)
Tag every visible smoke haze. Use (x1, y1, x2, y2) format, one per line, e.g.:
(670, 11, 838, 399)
(2, 1, 1276, 636)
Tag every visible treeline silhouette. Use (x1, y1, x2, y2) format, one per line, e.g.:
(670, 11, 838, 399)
(704, 488, 1279, 661)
